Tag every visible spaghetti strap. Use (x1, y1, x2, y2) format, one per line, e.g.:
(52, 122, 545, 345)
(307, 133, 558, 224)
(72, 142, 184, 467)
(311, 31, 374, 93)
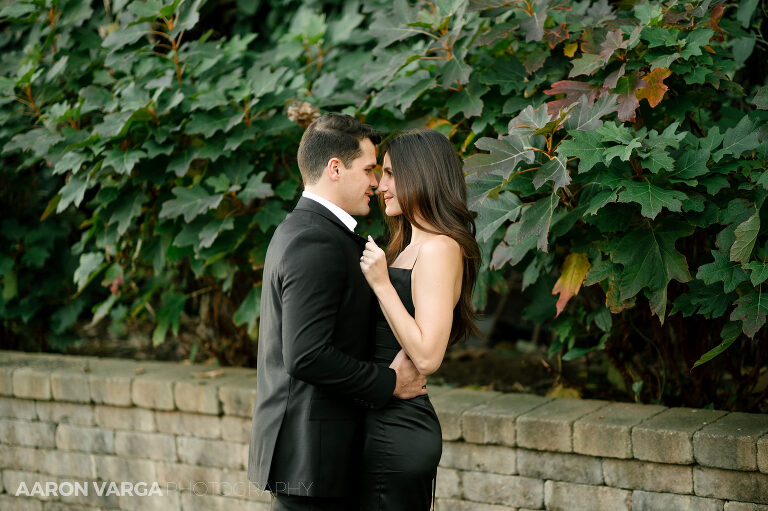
(411, 252, 419, 270)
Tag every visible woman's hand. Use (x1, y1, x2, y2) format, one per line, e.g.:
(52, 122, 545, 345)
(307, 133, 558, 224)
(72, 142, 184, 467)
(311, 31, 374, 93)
(360, 236, 390, 292)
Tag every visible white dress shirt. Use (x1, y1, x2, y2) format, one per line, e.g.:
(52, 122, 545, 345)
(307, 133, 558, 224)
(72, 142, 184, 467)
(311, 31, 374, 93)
(301, 190, 357, 232)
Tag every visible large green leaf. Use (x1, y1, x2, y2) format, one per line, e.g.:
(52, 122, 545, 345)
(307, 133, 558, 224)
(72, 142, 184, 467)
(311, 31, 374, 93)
(564, 93, 617, 131)
(109, 190, 149, 236)
(730, 211, 760, 263)
(74, 252, 106, 293)
(556, 130, 605, 173)
(517, 193, 560, 253)
(696, 249, 750, 293)
(159, 186, 223, 223)
(101, 23, 148, 52)
(617, 180, 688, 219)
(692, 322, 740, 368)
(475, 191, 523, 242)
(464, 134, 535, 178)
(532, 155, 569, 192)
(610, 221, 692, 301)
(730, 289, 768, 338)
(239, 172, 274, 202)
(102, 149, 146, 175)
(713, 115, 760, 162)
(233, 284, 262, 333)
(447, 82, 488, 119)
(152, 291, 187, 346)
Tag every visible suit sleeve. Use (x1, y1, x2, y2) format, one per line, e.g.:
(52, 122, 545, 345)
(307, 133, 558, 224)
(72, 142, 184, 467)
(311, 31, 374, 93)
(280, 230, 396, 409)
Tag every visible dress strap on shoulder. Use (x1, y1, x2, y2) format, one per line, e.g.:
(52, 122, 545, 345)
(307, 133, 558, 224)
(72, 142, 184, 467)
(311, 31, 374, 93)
(410, 252, 419, 270)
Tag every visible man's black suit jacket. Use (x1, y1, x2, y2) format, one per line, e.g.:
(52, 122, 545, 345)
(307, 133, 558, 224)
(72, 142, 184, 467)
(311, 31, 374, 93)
(247, 197, 397, 498)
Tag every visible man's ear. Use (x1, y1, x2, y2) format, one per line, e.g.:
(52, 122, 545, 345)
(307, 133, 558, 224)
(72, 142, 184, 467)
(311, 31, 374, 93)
(326, 157, 343, 182)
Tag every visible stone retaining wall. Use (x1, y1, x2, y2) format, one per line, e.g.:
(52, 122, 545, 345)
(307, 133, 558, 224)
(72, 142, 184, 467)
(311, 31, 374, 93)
(1, 350, 767, 511)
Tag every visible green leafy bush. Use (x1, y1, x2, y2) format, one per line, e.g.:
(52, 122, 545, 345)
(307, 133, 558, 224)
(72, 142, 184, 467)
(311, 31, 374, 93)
(1, 0, 766, 409)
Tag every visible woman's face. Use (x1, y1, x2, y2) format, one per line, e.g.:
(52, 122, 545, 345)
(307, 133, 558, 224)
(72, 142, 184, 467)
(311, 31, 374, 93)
(379, 153, 402, 216)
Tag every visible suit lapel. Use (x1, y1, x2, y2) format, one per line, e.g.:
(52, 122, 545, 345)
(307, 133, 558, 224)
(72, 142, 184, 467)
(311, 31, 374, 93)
(293, 197, 368, 248)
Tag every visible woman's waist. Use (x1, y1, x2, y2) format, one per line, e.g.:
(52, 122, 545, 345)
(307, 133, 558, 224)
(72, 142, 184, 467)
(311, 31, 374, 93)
(371, 341, 400, 364)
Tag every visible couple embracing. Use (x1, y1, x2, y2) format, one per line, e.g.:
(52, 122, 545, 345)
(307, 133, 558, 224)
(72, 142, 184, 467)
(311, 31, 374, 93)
(247, 113, 481, 510)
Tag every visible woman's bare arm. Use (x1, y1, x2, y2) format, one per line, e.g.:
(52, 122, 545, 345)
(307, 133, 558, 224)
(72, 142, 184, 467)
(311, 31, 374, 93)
(361, 236, 462, 375)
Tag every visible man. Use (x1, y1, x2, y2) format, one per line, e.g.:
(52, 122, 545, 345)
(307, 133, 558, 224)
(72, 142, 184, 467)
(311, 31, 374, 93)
(247, 113, 428, 510)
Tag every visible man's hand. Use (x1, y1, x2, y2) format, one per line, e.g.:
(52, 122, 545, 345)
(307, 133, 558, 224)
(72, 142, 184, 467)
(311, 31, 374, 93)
(390, 349, 428, 399)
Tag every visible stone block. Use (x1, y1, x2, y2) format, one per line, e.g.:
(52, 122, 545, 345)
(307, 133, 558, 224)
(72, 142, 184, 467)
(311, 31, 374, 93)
(176, 436, 244, 469)
(632, 408, 728, 464)
(174, 368, 256, 416)
(221, 416, 250, 443)
(439, 442, 516, 475)
(0, 495, 43, 511)
(435, 467, 462, 499)
(632, 490, 723, 511)
(461, 392, 552, 446)
(0, 444, 44, 472)
(425, 385, 452, 398)
(92, 454, 158, 483)
(36, 402, 94, 426)
(218, 376, 258, 418)
(694, 466, 768, 504)
(174, 379, 221, 415)
(517, 448, 603, 485)
(517, 398, 609, 452)
(156, 462, 270, 503)
(50, 366, 92, 404)
(434, 499, 510, 511)
(544, 480, 631, 511)
(118, 487, 181, 511)
(155, 462, 226, 494)
(156, 411, 222, 439)
(725, 503, 768, 511)
(760, 434, 768, 473)
(462, 471, 542, 508)
(55, 424, 115, 454)
(88, 359, 141, 406)
(43, 503, 103, 511)
(0, 418, 56, 448)
(603, 458, 692, 494)
(693, 412, 768, 470)
(1, 470, 59, 501)
(573, 402, 666, 458)
(131, 364, 200, 411)
(179, 492, 270, 511)
(13, 367, 52, 400)
(0, 396, 37, 419)
(0, 356, 25, 396)
(93, 405, 155, 432)
(54, 476, 120, 508)
(430, 389, 501, 441)
(41, 451, 96, 479)
(115, 431, 177, 461)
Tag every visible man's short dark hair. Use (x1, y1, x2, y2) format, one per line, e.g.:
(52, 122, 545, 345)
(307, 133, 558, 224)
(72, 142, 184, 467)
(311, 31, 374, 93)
(297, 113, 382, 185)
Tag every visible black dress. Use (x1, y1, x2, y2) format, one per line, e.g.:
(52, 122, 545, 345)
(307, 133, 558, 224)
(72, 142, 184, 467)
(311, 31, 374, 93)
(359, 267, 442, 511)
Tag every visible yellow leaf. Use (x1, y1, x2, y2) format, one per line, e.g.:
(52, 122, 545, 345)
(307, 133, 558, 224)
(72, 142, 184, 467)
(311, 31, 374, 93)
(635, 67, 672, 108)
(547, 383, 581, 398)
(552, 253, 590, 316)
(564, 42, 578, 57)
(425, 118, 457, 139)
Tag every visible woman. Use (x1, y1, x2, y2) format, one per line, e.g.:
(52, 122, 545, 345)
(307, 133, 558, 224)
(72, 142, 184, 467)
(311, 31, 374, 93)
(358, 129, 481, 510)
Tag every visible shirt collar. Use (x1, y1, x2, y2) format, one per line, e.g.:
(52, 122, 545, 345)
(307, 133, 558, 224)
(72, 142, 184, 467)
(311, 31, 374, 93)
(301, 190, 357, 232)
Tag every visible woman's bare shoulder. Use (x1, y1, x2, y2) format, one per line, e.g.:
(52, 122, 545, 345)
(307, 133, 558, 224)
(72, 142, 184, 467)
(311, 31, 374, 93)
(419, 235, 461, 262)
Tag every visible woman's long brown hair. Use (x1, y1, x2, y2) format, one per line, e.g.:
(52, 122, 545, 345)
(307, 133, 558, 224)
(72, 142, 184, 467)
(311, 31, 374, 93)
(381, 129, 481, 346)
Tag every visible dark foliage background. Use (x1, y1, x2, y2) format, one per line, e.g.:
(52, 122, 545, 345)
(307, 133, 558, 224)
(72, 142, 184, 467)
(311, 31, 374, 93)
(1, 0, 766, 410)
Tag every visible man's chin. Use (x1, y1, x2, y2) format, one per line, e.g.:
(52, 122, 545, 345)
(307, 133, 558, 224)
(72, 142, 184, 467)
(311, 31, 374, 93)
(352, 205, 370, 216)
